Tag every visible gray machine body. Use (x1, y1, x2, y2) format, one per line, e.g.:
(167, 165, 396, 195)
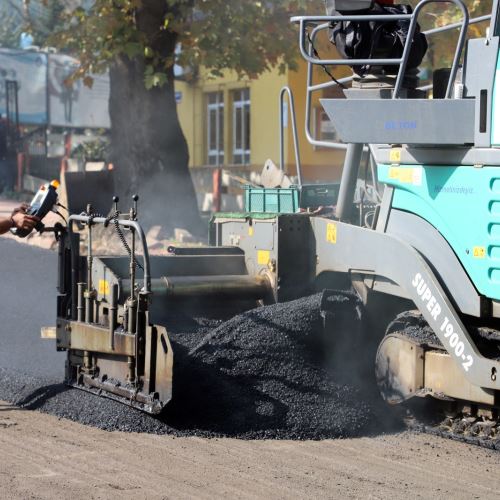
(463, 36, 500, 147)
(208, 19, 500, 398)
(321, 98, 476, 145)
(320, 36, 500, 148)
(210, 209, 500, 392)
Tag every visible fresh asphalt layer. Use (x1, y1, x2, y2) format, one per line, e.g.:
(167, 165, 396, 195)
(0, 237, 63, 378)
(0, 237, 402, 439)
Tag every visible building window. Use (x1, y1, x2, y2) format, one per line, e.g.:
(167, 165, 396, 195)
(207, 91, 224, 166)
(314, 107, 340, 143)
(232, 88, 250, 165)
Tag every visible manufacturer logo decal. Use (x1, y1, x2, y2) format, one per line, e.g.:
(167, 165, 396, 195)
(412, 273, 473, 372)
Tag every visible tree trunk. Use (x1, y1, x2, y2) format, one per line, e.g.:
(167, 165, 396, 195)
(108, 53, 203, 236)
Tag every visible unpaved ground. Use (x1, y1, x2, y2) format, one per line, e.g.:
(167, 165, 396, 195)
(0, 402, 498, 500)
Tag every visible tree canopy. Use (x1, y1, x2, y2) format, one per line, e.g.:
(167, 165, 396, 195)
(3, 0, 494, 235)
(0, 0, 64, 49)
(408, 0, 493, 71)
(2, 1, 494, 89)
(50, 0, 323, 89)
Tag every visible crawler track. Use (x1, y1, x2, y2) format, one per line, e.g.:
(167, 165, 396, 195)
(406, 411, 500, 451)
(388, 310, 500, 451)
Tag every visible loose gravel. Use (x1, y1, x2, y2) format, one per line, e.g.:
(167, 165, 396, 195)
(0, 291, 402, 439)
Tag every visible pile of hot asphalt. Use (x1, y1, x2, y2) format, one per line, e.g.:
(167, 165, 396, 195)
(0, 290, 401, 439)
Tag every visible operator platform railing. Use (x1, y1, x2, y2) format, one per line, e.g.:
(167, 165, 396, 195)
(279, 86, 303, 185)
(287, 0, 490, 152)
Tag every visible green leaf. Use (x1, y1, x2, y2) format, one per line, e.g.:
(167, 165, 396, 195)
(144, 71, 168, 89)
(123, 42, 142, 58)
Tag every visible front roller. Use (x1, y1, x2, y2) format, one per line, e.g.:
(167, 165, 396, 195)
(375, 334, 425, 405)
(375, 311, 496, 408)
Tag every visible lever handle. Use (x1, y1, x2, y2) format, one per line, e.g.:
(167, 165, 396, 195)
(132, 195, 139, 218)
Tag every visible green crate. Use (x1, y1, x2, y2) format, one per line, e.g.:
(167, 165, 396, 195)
(245, 186, 299, 214)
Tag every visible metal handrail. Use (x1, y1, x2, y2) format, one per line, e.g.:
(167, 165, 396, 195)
(294, 0, 485, 151)
(293, 0, 469, 97)
(305, 13, 491, 94)
(279, 86, 303, 186)
(68, 214, 152, 293)
(305, 22, 347, 151)
(424, 13, 490, 35)
(293, 14, 413, 67)
(398, 0, 469, 99)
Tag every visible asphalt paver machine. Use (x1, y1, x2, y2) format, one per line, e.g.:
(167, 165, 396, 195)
(48, 0, 500, 428)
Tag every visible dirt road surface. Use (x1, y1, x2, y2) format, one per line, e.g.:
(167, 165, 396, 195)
(0, 402, 498, 499)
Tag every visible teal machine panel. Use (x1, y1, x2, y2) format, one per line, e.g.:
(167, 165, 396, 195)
(378, 164, 500, 301)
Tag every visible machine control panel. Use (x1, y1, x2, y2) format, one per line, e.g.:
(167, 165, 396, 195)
(11, 180, 60, 238)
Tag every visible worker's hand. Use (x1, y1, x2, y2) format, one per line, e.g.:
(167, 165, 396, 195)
(11, 212, 39, 232)
(11, 203, 29, 216)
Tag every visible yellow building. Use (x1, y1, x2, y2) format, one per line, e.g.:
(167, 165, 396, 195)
(175, 58, 348, 208)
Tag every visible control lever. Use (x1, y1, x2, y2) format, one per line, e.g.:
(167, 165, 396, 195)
(11, 180, 60, 238)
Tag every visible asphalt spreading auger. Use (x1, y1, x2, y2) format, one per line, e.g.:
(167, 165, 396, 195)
(24, 0, 500, 441)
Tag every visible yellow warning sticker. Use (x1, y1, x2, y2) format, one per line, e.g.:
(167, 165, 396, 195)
(473, 246, 486, 259)
(390, 148, 402, 163)
(257, 250, 270, 266)
(388, 166, 422, 186)
(98, 279, 110, 296)
(326, 223, 337, 244)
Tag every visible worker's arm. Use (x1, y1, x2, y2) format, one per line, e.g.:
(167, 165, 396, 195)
(0, 217, 13, 235)
(0, 205, 39, 235)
